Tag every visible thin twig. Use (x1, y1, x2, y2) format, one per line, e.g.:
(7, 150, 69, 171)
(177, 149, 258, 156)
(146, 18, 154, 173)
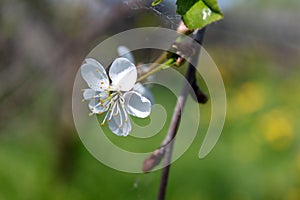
(146, 52, 168, 72)
(157, 28, 206, 200)
(138, 22, 195, 83)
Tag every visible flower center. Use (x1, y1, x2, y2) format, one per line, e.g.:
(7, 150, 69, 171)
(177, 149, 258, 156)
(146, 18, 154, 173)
(100, 91, 127, 127)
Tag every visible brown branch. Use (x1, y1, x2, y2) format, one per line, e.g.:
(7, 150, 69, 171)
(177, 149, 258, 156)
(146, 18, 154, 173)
(157, 28, 206, 200)
(142, 28, 207, 172)
(141, 28, 206, 200)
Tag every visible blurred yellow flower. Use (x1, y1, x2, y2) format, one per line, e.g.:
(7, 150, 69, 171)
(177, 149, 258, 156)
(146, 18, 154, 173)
(296, 153, 300, 173)
(286, 188, 300, 200)
(260, 109, 294, 150)
(233, 82, 265, 114)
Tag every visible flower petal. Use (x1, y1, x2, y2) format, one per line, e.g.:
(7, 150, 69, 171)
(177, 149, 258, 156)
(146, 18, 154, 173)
(88, 97, 110, 114)
(123, 91, 151, 118)
(84, 90, 109, 114)
(133, 83, 155, 105)
(108, 102, 131, 136)
(83, 89, 98, 100)
(117, 46, 135, 63)
(83, 89, 108, 100)
(81, 58, 109, 91)
(109, 58, 137, 91)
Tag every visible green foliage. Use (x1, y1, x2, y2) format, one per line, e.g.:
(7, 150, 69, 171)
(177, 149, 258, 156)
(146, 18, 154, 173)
(176, 0, 223, 29)
(152, 0, 164, 6)
(176, 0, 199, 15)
(151, 0, 224, 29)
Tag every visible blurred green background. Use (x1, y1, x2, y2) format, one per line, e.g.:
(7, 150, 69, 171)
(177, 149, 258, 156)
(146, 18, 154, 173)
(0, 0, 300, 199)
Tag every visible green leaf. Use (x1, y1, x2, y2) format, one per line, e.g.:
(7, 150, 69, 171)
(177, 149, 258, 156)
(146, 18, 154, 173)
(176, 0, 223, 29)
(176, 0, 199, 15)
(152, 0, 164, 6)
(161, 58, 175, 69)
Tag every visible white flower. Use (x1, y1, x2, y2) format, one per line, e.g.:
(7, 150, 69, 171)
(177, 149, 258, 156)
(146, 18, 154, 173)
(81, 57, 152, 136)
(117, 46, 155, 104)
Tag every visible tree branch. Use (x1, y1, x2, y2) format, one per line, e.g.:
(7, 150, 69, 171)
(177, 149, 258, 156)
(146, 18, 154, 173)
(157, 28, 206, 200)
